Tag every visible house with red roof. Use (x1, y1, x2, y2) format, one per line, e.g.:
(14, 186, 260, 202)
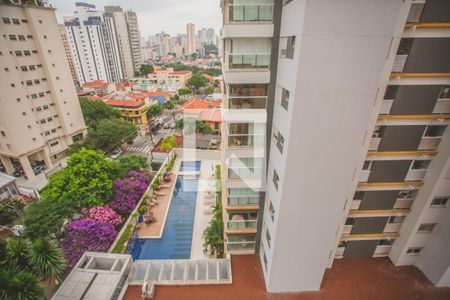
(81, 80, 116, 96)
(197, 108, 222, 134)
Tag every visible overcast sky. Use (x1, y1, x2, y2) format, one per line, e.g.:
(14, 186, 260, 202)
(49, 0, 221, 38)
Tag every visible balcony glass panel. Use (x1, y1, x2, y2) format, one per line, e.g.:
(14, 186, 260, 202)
(229, 54, 270, 69)
(229, 134, 265, 147)
(228, 188, 260, 206)
(227, 211, 258, 230)
(229, 2, 274, 22)
(227, 234, 256, 251)
(229, 84, 268, 97)
(229, 97, 266, 109)
(228, 157, 263, 178)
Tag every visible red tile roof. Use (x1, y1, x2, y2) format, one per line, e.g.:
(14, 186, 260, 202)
(83, 80, 109, 88)
(180, 99, 222, 111)
(172, 70, 192, 75)
(198, 108, 222, 123)
(105, 99, 144, 108)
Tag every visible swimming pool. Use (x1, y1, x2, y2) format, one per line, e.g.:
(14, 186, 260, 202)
(179, 161, 201, 172)
(131, 175, 199, 260)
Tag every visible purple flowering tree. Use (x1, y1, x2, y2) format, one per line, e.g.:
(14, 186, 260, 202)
(109, 171, 150, 215)
(62, 218, 117, 267)
(80, 206, 124, 226)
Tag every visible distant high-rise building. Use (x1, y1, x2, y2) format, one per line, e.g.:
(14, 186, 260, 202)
(186, 23, 196, 55)
(0, 2, 87, 181)
(64, 3, 123, 84)
(125, 9, 143, 71)
(58, 24, 79, 87)
(104, 6, 134, 79)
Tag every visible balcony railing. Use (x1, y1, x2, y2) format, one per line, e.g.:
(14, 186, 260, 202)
(227, 219, 258, 230)
(229, 4, 274, 22)
(229, 54, 270, 69)
(228, 195, 260, 206)
(228, 167, 263, 178)
(229, 96, 267, 109)
(228, 134, 265, 147)
(227, 241, 256, 251)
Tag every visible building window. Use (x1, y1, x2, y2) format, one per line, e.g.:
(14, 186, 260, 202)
(50, 141, 59, 147)
(265, 227, 271, 248)
(431, 197, 449, 208)
(345, 218, 355, 226)
(18, 35, 25, 41)
(21, 19, 28, 23)
(43, 35, 47, 39)
(281, 88, 289, 111)
(15, 51, 22, 56)
(2, 18, 10, 24)
(418, 223, 437, 233)
(10, 83, 15, 87)
(4, 68, 9, 72)
(33, 79, 40, 84)
(272, 169, 279, 190)
(411, 160, 430, 170)
(384, 86, 399, 99)
(12, 19, 20, 25)
(362, 160, 373, 171)
(39, 20, 43, 24)
(20, 66, 28, 71)
(280, 36, 296, 59)
(379, 239, 395, 246)
(388, 216, 405, 224)
(273, 129, 284, 154)
(268, 198, 275, 222)
(406, 247, 423, 255)
(439, 86, 450, 99)
(24, 50, 31, 56)
(9, 35, 17, 41)
(372, 127, 385, 138)
(26, 80, 33, 86)
(29, 65, 36, 71)
(397, 38, 413, 55)
(0, 131, 5, 137)
(424, 126, 447, 137)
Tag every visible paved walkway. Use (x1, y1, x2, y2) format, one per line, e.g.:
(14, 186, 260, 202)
(137, 173, 177, 238)
(124, 255, 450, 300)
(190, 159, 219, 259)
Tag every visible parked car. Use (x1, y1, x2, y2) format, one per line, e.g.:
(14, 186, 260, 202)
(110, 148, 123, 160)
(170, 123, 176, 129)
(32, 165, 45, 175)
(13, 168, 24, 177)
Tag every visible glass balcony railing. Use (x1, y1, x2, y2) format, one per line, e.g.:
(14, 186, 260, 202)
(229, 96, 267, 109)
(227, 219, 258, 230)
(229, 54, 270, 69)
(227, 241, 256, 251)
(228, 167, 263, 178)
(229, 4, 274, 22)
(228, 134, 265, 147)
(228, 195, 260, 206)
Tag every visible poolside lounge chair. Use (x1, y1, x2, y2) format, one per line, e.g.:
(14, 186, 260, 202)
(144, 212, 157, 224)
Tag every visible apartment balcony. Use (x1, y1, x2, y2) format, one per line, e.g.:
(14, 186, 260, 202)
(341, 232, 399, 241)
(376, 114, 450, 126)
(359, 170, 371, 182)
(405, 169, 427, 181)
(367, 150, 438, 161)
(228, 134, 265, 148)
(368, 138, 381, 151)
(418, 137, 441, 150)
(389, 73, 450, 85)
(228, 54, 270, 70)
(226, 240, 256, 253)
(373, 245, 392, 257)
(226, 219, 258, 231)
(228, 166, 263, 179)
(357, 181, 423, 192)
(433, 99, 450, 114)
(228, 96, 267, 109)
(391, 55, 408, 73)
(379, 99, 394, 115)
(228, 195, 260, 207)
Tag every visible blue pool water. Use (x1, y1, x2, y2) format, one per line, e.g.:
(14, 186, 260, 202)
(131, 175, 199, 260)
(179, 161, 201, 172)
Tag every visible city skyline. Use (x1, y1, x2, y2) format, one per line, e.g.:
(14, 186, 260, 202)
(49, 0, 221, 37)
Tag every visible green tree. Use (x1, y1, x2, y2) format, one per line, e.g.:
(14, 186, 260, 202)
(4, 239, 31, 271)
(163, 100, 175, 110)
(29, 238, 65, 281)
(175, 118, 215, 135)
(206, 68, 222, 77)
(0, 199, 25, 226)
(204, 44, 218, 56)
(79, 97, 121, 129)
(160, 136, 178, 152)
(213, 79, 220, 88)
(87, 119, 138, 150)
(0, 269, 44, 300)
(146, 104, 163, 120)
(190, 52, 198, 60)
(187, 74, 208, 92)
(204, 85, 215, 95)
(136, 64, 154, 77)
(177, 87, 192, 96)
(111, 155, 148, 179)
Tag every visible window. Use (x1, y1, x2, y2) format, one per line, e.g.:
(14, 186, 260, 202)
(388, 216, 405, 224)
(48, 50, 52, 54)
(411, 160, 430, 170)
(38, 92, 44, 97)
(281, 87, 289, 111)
(38, 20, 43, 24)
(440, 86, 450, 99)
(40, 119, 46, 124)
(0, 131, 5, 137)
(418, 223, 437, 233)
(406, 247, 423, 255)
(9, 35, 17, 41)
(51, 128, 56, 133)
(280, 36, 296, 59)
(18, 35, 25, 41)
(273, 129, 284, 154)
(384, 86, 399, 99)
(45, 131, 50, 136)
(4, 67, 9, 72)
(21, 19, 28, 23)
(12, 19, 20, 25)
(268, 198, 275, 221)
(50, 141, 59, 147)
(379, 239, 395, 246)
(26, 80, 32, 86)
(265, 227, 271, 248)
(29, 65, 35, 71)
(424, 126, 447, 137)
(32, 50, 37, 54)
(15, 51, 22, 56)
(273, 169, 279, 190)
(362, 160, 373, 171)
(27, 35, 33, 39)
(345, 218, 355, 226)
(36, 107, 42, 112)
(431, 197, 448, 208)
(20, 66, 28, 71)
(33, 79, 40, 84)
(43, 35, 47, 39)
(24, 50, 31, 56)
(10, 83, 15, 87)
(31, 94, 37, 99)
(43, 105, 48, 110)
(47, 117, 53, 122)
(2, 18, 10, 24)
(397, 38, 413, 55)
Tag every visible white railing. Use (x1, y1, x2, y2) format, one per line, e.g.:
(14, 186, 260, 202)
(228, 134, 265, 147)
(433, 99, 450, 114)
(369, 138, 381, 151)
(228, 96, 267, 109)
(405, 169, 427, 181)
(359, 170, 371, 182)
(227, 241, 255, 252)
(228, 167, 263, 178)
(392, 55, 408, 72)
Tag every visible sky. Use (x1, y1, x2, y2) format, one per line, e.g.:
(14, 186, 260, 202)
(49, 0, 221, 38)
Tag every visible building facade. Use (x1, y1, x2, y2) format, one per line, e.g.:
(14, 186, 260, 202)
(186, 23, 197, 55)
(0, 2, 87, 181)
(125, 9, 142, 72)
(221, 0, 450, 292)
(105, 99, 148, 134)
(58, 24, 79, 88)
(64, 2, 124, 85)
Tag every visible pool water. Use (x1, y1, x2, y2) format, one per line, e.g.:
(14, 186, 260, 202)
(131, 175, 199, 260)
(179, 161, 201, 172)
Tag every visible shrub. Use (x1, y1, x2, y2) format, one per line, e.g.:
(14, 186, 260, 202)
(151, 161, 162, 171)
(80, 206, 124, 226)
(109, 171, 150, 215)
(0, 198, 25, 226)
(62, 218, 117, 267)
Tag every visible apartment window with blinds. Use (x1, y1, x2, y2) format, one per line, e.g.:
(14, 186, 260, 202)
(281, 88, 289, 111)
(418, 223, 436, 233)
(272, 169, 279, 190)
(273, 128, 284, 154)
(406, 247, 423, 255)
(439, 86, 450, 99)
(431, 197, 448, 208)
(424, 126, 447, 137)
(279, 36, 296, 59)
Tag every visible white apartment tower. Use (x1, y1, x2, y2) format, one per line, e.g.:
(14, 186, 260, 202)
(0, 2, 87, 181)
(186, 22, 197, 55)
(221, 0, 450, 293)
(104, 6, 134, 79)
(64, 2, 124, 85)
(125, 9, 143, 72)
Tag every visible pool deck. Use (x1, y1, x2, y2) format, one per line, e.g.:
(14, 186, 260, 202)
(190, 160, 219, 259)
(137, 173, 178, 238)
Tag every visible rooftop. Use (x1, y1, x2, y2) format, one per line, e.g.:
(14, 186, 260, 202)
(123, 255, 450, 300)
(180, 99, 222, 112)
(83, 80, 110, 88)
(105, 99, 145, 108)
(198, 108, 222, 123)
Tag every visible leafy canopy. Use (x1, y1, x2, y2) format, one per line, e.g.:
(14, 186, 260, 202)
(79, 97, 120, 129)
(160, 136, 178, 152)
(177, 87, 192, 96)
(87, 119, 138, 151)
(147, 104, 163, 119)
(0, 199, 25, 226)
(111, 155, 148, 180)
(187, 74, 208, 90)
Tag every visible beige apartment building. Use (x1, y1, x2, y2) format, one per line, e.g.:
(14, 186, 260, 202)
(0, 2, 86, 181)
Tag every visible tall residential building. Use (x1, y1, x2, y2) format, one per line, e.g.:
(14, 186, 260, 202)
(58, 24, 79, 87)
(186, 22, 197, 55)
(64, 2, 124, 85)
(125, 9, 143, 72)
(105, 6, 134, 79)
(0, 2, 87, 181)
(221, 0, 450, 293)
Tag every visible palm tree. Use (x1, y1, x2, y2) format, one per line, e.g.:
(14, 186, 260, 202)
(0, 268, 44, 300)
(29, 238, 66, 281)
(203, 201, 224, 258)
(5, 238, 31, 271)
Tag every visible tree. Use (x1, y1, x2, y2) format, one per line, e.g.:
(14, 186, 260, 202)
(29, 238, 65, 281)
(175, 118, 215, 135)
(203, 85, 215, 95)
(109, 171, 150, 215)
(204, 44, 218, 56)
(187, 74, 208, 92)
(146, 104, 163, 120)
(177, 87, 192, 96)
(79, 97, 120, 129)
(87, 119, 138, 151)
(110, 155, 148, 180)
(0, 269, 44, 300)
(213, 79, 220, 88)
(160, 136, 178, 152)
(4, 238, 31, 271)
(0, 198, 25, 226)
(206, 68, 222, 77)
(190, 52, 198, 60)
(136, 64, 154, 77)
(80, 207, 124, 226)
(163, 100, 175, 110)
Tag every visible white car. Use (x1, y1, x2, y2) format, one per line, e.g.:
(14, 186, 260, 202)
(110, 148, 123, 160)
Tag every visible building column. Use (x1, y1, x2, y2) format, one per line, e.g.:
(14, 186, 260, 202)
(19, 156, 35, 181)
(42, 148, 53, 169)
(0, 155, 15, 175)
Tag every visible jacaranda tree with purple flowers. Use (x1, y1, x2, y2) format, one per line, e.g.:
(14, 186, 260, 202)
(109, 171, 150, 215)
(62, 218, 117, 267)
